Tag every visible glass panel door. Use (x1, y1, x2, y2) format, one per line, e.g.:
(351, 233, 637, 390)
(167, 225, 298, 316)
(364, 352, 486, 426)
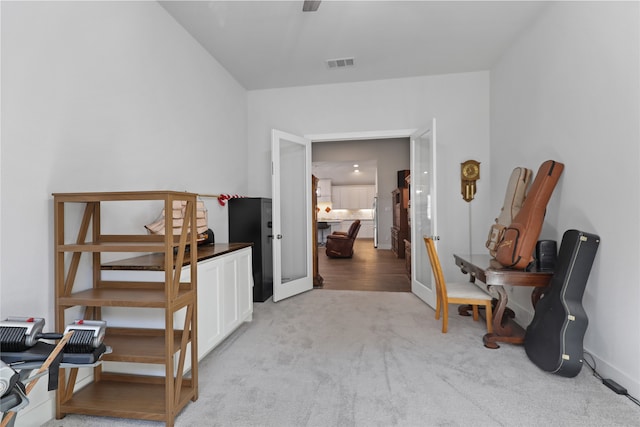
(271, 129, 313, 302)
(410, 119, 438, 308)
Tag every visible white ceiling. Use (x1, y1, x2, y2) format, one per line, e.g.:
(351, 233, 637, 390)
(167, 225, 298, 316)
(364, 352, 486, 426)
(159, 0, 548, 90)
(159, 1, 546, 185)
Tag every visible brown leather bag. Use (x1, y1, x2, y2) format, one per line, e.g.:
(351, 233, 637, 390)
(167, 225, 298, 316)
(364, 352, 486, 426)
(486, 167, 533, 257)
(495, 160, 564, 269)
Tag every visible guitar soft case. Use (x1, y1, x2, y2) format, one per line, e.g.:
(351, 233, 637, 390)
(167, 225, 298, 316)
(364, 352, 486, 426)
(524, 229, 600, 377)
(495, 160, 564, 269)
(486, 167, 533, 257)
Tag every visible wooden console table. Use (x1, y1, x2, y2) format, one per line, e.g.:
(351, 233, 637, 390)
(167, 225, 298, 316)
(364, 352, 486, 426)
(453, 254, 553, 349)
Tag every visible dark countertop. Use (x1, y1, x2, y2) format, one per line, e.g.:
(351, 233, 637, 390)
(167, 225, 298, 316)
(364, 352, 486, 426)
(101, 242, 253, 271)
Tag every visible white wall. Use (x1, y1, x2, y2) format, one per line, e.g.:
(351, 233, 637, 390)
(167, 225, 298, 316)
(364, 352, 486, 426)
(491, 1, 640, 397)
(0, 2, 247, 424)
(248, 72, 491, 278)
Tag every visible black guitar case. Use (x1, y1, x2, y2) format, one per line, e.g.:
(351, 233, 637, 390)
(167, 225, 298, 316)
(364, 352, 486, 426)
(524, 229, 600, 377)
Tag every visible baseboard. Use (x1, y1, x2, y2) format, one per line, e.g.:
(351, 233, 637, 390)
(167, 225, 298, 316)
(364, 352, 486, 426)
(16, 365, 95, 425)
(508, 292, 639, 400)
(583, 348, 639, 399)
(15, 395, 54, 427)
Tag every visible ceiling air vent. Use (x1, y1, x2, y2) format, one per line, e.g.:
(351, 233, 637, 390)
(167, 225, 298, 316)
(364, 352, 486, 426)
(326, 57, 355, 69)
(302, 1, 321, 12)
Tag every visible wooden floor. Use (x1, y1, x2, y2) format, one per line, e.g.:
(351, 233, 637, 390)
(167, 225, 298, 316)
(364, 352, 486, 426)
(317, 238, 410, 292)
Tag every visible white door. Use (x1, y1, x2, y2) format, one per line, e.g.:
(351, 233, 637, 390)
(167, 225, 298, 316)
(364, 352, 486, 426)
(410, 119, 438, 309)
(271, 129, 313, 302)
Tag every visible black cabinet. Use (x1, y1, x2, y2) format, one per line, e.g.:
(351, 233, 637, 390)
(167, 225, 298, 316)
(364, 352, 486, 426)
(229, 198, 273, 302)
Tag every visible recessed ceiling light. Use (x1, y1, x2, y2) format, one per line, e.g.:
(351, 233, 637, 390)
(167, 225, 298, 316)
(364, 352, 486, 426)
(353, 164, 359, 168)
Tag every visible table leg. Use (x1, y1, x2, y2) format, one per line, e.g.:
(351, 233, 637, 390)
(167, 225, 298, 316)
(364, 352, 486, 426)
(453, 253, 553, 349)
(458, 299, 515, 320)
(458, 274, 515, 320)
(483, 285, 527, 349)
(458, 275, 474, 316)
(458, 304, 473, 316)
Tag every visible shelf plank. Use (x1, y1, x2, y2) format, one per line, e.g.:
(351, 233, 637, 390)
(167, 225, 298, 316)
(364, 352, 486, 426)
(59, 377, 195, 421)
(52, 190, 198, 203)
(101, 242, 253, 271)
(103, 328, 187, 364)
(58, 288, 194, 308)
(58, 242, 171, 252)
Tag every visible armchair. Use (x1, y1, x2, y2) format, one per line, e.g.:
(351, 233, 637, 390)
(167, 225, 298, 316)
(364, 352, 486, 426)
(325, 220, 361, 258)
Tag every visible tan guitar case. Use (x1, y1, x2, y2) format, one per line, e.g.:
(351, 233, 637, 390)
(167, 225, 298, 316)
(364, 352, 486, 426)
(496, 160, 564, 270)
(486, 167, 533, 257)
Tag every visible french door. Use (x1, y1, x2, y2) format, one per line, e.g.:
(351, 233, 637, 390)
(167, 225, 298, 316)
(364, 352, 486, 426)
(271, 129, 313, 302)
(410, 119, 438, 309)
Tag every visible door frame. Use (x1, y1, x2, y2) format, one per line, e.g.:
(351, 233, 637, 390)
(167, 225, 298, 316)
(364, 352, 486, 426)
(306, 129, 417, 143)
(307, 128, 425, 292)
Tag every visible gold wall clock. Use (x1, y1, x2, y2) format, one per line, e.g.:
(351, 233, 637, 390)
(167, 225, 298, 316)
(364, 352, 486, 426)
(461, 160, 480, 202)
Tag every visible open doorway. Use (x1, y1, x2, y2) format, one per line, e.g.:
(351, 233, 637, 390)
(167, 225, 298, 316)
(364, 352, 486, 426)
(311, 137, 410, 292)
(312, 159, 377, 246)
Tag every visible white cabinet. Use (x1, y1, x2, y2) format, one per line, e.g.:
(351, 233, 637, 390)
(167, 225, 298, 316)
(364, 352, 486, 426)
(101, 245, 253, 374)
(334, 220, 351, 233)
(366, 186, 376, 206)
(335, 220, 373, 238)
(332, 185, 375, 209)
(331, 186, 343, 208)
(198, 247, 253, 359)
(355, 186, 375, 208)
(331, 186, 342, 208)
(317, 179, 332, 202)
(359, 220, 374, 238)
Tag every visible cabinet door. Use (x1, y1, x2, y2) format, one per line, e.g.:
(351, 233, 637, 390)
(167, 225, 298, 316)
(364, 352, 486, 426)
(219, 247, 254, 336)
(350, 187, 361, 208)
(333, 186, 375, 209)
(357, 186, 370, 208)
(391, 227, 399, 256)
(331, 186, 342, 208)
(346, 187, 354, 208)
(366, 186, 376, 207)
(337, 186, 355, 209)
(359, 221, 374, 238)
(236, 249, 253, 322)
(197, 259, 223, 359)
(222, 256, 239, 335)
(317, 179, 332, 202)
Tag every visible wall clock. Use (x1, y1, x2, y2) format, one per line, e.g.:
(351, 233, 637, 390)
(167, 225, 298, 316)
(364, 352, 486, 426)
(461, 160, 480, 202)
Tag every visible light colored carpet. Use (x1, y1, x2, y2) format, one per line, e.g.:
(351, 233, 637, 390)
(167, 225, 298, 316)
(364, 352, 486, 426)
(42, 290, 638, 426)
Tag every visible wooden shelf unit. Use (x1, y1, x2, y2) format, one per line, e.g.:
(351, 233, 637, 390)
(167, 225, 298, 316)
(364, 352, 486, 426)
(391, 187, 409, 258)
(53, 191, 199, 426)
(404, 238, 412, 278)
